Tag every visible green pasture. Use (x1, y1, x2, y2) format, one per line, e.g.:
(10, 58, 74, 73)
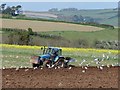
(40, 28, 118, 40)
(40, 28, 118, 45)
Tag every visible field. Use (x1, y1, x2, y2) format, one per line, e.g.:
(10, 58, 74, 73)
(40, 29, 118, 43)
(1, 44, 119, 68)
(1, 19, 103, 32)
(1, 44, 119, 89)
(24, 11, 58, 19)
(2, 67, 119, 88)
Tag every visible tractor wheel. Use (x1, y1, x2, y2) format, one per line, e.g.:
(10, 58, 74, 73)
(63, 62, 69, 68)
(45, 60, 52, 68)
(32, 63, 40, 68)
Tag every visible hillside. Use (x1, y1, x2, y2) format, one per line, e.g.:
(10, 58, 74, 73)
(24, 8, 118, 26)
(1, 19, 103, 32)
(0, 18, 118, 49)
(23, 11, 58, 19)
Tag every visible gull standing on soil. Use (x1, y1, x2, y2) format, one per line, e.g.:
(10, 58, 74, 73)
(25, 69, 29, 72)
(99, 66, 103, 70)
(82, 70, 85, 73)
(85, 66, 88, 70)
(2, 67, 5, 69)
(33, 67, 37, 70)
(16, 67, 19, 71)
(69, 67, 72, 70)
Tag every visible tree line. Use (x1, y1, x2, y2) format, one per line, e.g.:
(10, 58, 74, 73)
(2, 28, 118, 49)
(0, 3, 22, 16)
(2, 28, 62, 45)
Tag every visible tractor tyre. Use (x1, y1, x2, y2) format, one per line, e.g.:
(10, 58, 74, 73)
(32, 63, 40, 68)
(63, 62, 69, 68)
(45, 60, 52, 68)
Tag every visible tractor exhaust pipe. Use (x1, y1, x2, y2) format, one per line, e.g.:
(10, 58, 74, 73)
(43, 46, 45, 54)
(41, 46, 46, 54)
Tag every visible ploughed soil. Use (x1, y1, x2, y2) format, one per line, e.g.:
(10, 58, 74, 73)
(2, 66, 119, 88)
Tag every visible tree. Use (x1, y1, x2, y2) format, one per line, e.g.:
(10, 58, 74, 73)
(16, 5, 22, 10)
(16, 5, 22, 13)
(3, 6, 12, 14)
(11, 6, 16, 10)
(49, 8, 58, 12)
(1, 3, 6, 11)
(73, 15, 79, 22)
(28, 28, 34, 35)
(11, 5, 22, 16)
(60, 8, 78, 12)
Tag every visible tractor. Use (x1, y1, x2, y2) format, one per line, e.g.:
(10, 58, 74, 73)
(30, 46, 75, 68)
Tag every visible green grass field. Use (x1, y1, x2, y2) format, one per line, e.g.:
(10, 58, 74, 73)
(40, 28, 118, 46)
(41, 28, 118, 41)
(1, 28, 118, 48)
(1, 45, 118, 68)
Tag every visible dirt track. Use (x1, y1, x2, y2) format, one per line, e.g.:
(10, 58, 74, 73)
(2, 66, 119, 88)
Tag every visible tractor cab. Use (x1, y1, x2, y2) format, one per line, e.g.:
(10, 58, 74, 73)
(37, 47, 63, 62)
(43, 47, 62, 56)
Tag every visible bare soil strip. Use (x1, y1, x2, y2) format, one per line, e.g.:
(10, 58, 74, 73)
(2, 67, 119, 88)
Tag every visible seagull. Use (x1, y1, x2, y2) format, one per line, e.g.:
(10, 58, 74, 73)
(33, 67, 37, 70)
(99, 66, 103, 70)
(2, 67, 5, 70)
(103, 54, 105, 58)
(94, 58, 99, 62)
(79, 59, 86, 66)
(25, 69, 29, 72)
(55, 67, 57, 69)
(82, 70, 85, 73)
(16, 67, 19, 71)
(85, 67, 88, 70)
(69, 67, 72, 70)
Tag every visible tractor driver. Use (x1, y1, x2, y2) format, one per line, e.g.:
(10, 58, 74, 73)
(51, 50, 59, 63)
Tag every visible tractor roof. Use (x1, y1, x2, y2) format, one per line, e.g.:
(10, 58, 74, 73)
(48, 47, 62, 50)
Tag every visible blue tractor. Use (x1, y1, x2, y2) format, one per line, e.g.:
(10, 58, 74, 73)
(30, 46, 74, 68)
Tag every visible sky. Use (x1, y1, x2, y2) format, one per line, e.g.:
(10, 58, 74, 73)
(1, 0, 119, 2)
(2, 2, 119, 11)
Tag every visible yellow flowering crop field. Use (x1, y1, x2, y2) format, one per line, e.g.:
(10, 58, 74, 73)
(0, 44, 119, 68)
(1, 44, 118, 54)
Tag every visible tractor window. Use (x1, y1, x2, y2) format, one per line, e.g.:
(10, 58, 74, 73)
(52, 49, 62, 56)
(45, 48, 52, 54)
(45, 48, 62, 55)
(58, 49, 62, 55)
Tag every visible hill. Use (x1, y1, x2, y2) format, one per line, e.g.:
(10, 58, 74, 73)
(24, 8, 118, 26)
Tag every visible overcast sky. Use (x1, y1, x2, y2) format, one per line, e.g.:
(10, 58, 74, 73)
(2, 2, 118, 11)
(1, 0, 119, 2)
